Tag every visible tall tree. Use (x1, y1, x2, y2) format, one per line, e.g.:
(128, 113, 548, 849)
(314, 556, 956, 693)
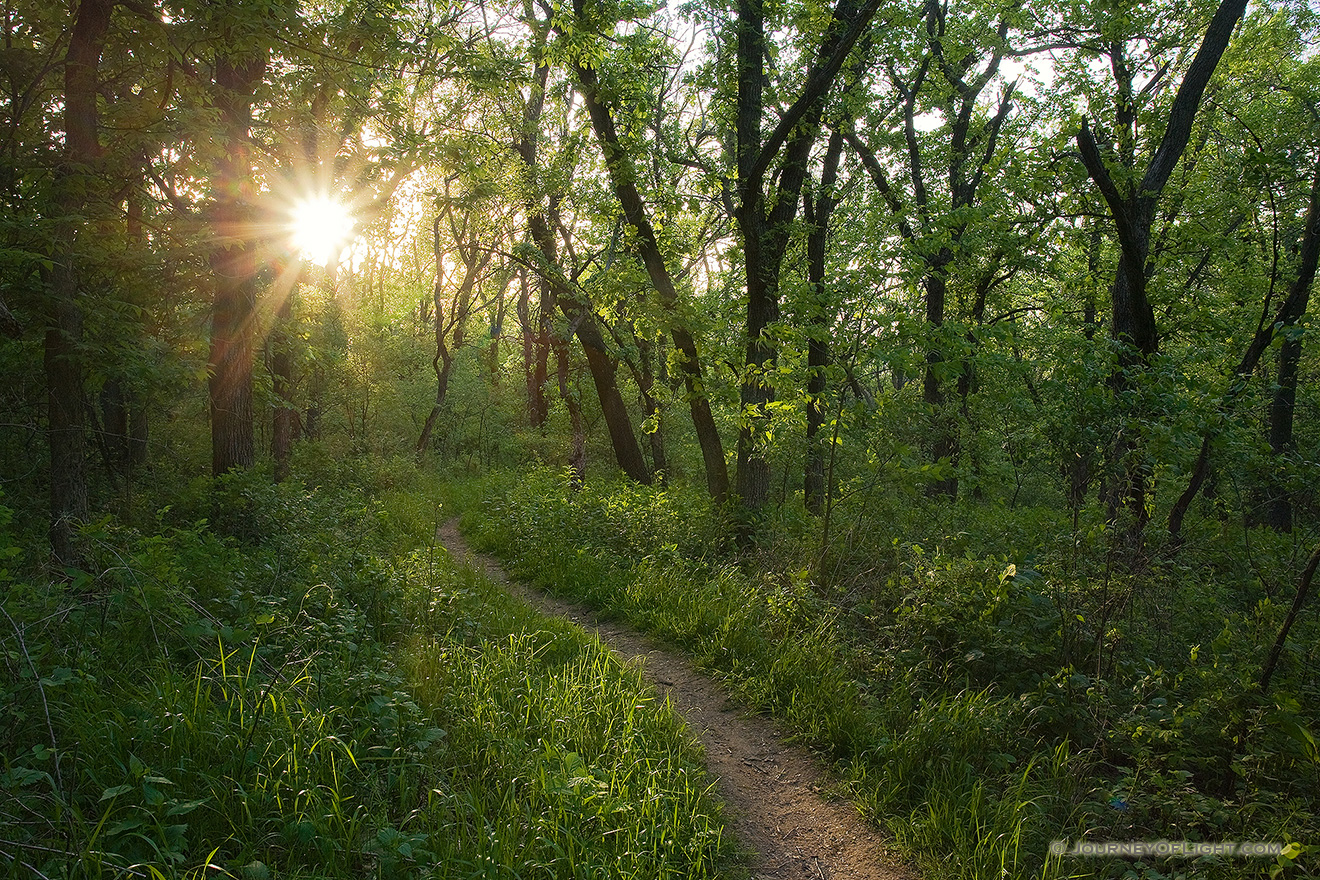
(730, 0, 883, 521)
(1076, 0, 1249, 534)
(565, 0, 730, 502)
(207, 41, 267, 476)
(44, 0, 115, 564)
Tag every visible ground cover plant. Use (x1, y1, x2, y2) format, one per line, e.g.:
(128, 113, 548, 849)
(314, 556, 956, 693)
(461, 467, 1320, 880)
(5, 0, 1320, 877)
(0, 458, 733, 879)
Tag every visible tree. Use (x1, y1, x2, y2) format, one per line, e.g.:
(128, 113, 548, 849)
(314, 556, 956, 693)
(416, 191, 496, 455)
(206, 32, 268, 476)
(843, 0, 1026, 498)
(802, 130, 846, 515)
(1075, 0, 1248, 535)
(43, 0, 115, 564)
(564, 0, 730, 501)
(728, 0, 883, 522)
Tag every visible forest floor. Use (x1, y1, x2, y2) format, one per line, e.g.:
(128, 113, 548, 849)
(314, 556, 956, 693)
(437, 519, 916, 880)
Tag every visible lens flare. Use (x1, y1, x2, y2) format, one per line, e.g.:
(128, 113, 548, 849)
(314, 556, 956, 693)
(289, 194, 355, 265)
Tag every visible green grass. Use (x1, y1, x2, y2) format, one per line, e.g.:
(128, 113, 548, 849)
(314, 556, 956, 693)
(0, 459, 734, 879)
(457, 466, 1320, 880)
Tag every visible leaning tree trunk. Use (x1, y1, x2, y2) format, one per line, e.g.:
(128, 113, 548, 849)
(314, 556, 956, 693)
(528, 210, 651, 484)
(573, 56, 729, 502)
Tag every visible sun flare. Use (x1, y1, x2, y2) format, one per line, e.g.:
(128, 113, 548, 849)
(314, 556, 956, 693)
(289, 194, 356, 265)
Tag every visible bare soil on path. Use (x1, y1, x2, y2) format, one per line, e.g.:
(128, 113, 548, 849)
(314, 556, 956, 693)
(437, 520, 916, 880)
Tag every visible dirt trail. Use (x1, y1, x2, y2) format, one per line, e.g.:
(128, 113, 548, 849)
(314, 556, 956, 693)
(437, 520, 915, 880)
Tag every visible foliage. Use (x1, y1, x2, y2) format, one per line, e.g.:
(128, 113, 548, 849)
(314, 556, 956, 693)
(0, 461, 732, 879)
(463, 469, 1320, 880)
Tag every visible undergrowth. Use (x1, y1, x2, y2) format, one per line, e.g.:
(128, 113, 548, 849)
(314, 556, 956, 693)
(0, 455, 732, 879)
(461, 466, 1320, 880)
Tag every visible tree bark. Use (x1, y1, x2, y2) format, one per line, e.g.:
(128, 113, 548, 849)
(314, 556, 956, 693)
(732, 0, 882, 524)
(555, 330, 586, 487)
(44, 0, 114, 565)
(271, 290, 296, 482)
(571, 55, 729, 502)
(518, 266, 551, 427)
(208, 50, 267, 477)
(528, 210, 651, 484)
(1263, 332, 1301, 530)
(1078, 0, 1248, 538)
(803, 131, 845, 515)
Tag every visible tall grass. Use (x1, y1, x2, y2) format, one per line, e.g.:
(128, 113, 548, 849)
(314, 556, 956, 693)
(0, 459, 733, 878)
(460, 467, 1320, 880)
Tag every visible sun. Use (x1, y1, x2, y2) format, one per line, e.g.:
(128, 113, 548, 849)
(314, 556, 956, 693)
(288, 194, 356, 265)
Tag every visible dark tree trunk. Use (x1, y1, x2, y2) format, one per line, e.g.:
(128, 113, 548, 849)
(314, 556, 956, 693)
(271, 291, 296, 482)
(922, 258, 959, 498)
(555, 332, 586, 488)
(528, 209, 650, 484)
(1263, 333, 1301, 531)
(488, 275, 508, 383)
(44, 0, 113, 565)
(518, 267, 551, 427)
(572, 55, 728, 502)
(803, 131, 845, 515)
(638, 336, 668, 483)
(559, 296, 651, 485)
(732, 0, 882, 524)
(511, 56, 554, 431)
(100, 378, 128, 474)
(208, 50, 267, 477)
(1078, 0, 1248, 541)
(532, 272, 552, 427)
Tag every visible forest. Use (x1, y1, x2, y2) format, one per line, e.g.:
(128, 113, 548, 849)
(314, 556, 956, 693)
(1, 0, 1318, 876)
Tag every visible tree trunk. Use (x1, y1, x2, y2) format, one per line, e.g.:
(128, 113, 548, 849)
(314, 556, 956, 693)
(560, 296, 651, 485)
(528, 209, 651, 484)
(732, 0, 882, 525)
(271, 291, 296, 482)
(921, 255, 959, 498)
(1078, 0, 1248, 541)
(1262, 332, 1301, 531)
(208, 50, 267, 477)
(488, 274, 507, 383)
(803, 131, 844, 515)
(556, 332, 586, 487)
(638, 335, 668, 483)
(44, 0, 114, 565)
(572, 56, 728, 502)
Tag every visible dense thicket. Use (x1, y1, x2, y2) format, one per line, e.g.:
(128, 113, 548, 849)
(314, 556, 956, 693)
(2, 0, 1318, 876)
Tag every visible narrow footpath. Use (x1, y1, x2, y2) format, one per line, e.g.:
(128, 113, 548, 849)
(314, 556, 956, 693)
(438, 520, 916, 880)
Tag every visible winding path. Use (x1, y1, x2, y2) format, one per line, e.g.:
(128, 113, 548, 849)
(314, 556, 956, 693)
(438, 520, 916, 880)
